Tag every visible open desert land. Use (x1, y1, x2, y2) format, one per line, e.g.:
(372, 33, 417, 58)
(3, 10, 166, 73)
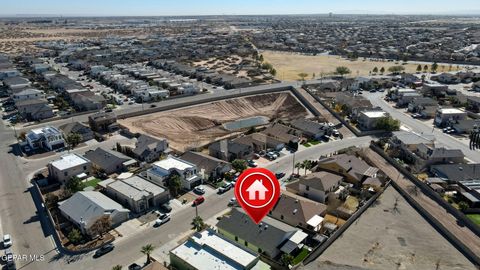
(306, 186, 478, 270)
(262, 50, 465, 81)
(118, 92, 312, 151)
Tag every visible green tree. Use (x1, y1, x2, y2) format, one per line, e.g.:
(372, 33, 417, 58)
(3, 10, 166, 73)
(334, 66, 351, 77)
(232, 159, 248, 172)
(302, 160, 313, 175)
(141, 244, 155, 264)
(372, 67, 378, 73)
(270, 68, 277, 76)
(295, 162, 302, 175)
(112, 266, 122, 270)
(67, 228, 82, 244)
(423, 65, 429, 72)
(298, 72, 308, 81)
(65, 133, 82, 149)
(168, 174, 182, 197)
(380, 67, 385, 74)
(375, 116, 401, 131)
(416, 64, 422, 73)
(312, 73, 316, 79)
(431, 62, 439, 72)
(281, 254, 295, 266)
(192, 216, 205, 232)
(258, 54, 264, 63)
(45, 193, 59, 208)
(458, 201, 469, 211)
(66, 176, 85, 193)
(388, 65, 405, 74)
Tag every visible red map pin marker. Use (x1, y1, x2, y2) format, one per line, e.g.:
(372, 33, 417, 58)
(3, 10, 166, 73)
(234, 167, 280, 224)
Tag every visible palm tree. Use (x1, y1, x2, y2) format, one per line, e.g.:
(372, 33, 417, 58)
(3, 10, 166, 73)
(141, 244, 155, 264)
(302, 160, 312, 175)
(295, 162, 302, 175)
(112, 265, 122, 270)
(192, 216, 205, 232)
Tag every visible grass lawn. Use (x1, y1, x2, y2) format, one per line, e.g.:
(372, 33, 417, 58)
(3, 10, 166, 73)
(83, 178, 101, 188)
(292, 248, 310, 265)
(308, 140, 321, 146)
(302, 143, 311, 147)
(467, 214, 480, 226)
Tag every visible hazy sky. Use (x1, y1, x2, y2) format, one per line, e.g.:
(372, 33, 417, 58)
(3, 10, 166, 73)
(2, 0, 480, 16)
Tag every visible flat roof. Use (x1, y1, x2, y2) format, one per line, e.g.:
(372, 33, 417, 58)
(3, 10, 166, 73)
(153, 156, 194, 171)
(171, 230, 258, 270)
(107, 176, 165, 200)
(362, 111, 387, 118)
(51, 153, 90, 170)
(439, 108, 465, 114)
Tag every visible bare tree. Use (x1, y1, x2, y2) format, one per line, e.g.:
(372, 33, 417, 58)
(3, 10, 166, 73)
(89, 215, 112, 238)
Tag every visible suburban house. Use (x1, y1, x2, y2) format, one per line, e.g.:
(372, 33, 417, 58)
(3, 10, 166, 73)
(217, 208, 308, 260)
(88, 111, 118, 132)
(414, 144, 465, 170)
(147, 156, 202, 190)
(15, 99, 54, 121)
(100, 176, 170, 213)
(452, 119, 480, 134)
(234, 133, 285, 152)
(289, 118, 330, 140)
(261, 123, 301, 146)
(467, 96, 480, 113)
(59, 122, 94, 142)
(58, 191, 130, 236)
(209, 139, 254, 162)
(407, 97, 438, 116)
(70, 91, 106, 111)
(396, 92, 422, 107)
(389, 88, 417, 101)
(3, 76, 31, 91)
(422, 83, 449, 97)
(316, 154, 378, 184)
(133, 135, 169, 162)
(47, 153, 92, 184)
(84, 147, 138, 175)
(170, 229, 266, 270)
(430, 163, 480, 183)
(357, 110, 388, 131)
(12, 88, 44, 101)
(0, 69, 20, 80)
(434, 108, 467, 127)
(269, 193, 327, 232)
(180, 151, 232, 181)
(26, 126, 65, 151)
(287, 171, 343, 203)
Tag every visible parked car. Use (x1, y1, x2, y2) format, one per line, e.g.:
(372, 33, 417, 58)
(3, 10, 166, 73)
(275, 172, 286, 179)
(218, 183, 233, 194)
(3, 234, 12, 248)
(247, 160, 258, 167)
(193, 186, 205, 194)
(266, 152, 278, 160)
(160, 203, 172, 213)
(192, 196, 205, 206)
(154, 213, 171, 227)
(228, 197, 237, 206)
(93, 243, 114, 258)
(128, 263, 142, 270)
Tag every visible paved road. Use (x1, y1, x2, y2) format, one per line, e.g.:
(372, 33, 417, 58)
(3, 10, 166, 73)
(365, 92, 480, 163)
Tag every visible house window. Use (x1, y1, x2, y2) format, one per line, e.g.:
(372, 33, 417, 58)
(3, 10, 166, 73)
(281, 215, 284, 220)
(83, 166, 87, 170)
(245, 241, 248, 247)
(235, 236, 238, 241)
(306, 185, 310, 191)
(64, 172, 68, 177)
(258, 248, 262, 253)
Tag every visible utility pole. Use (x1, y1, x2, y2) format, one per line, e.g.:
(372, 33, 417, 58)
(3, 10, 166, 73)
(291, 151, 296, 177)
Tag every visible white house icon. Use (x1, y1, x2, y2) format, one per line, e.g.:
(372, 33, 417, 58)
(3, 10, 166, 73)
(246, 179, 269, 200)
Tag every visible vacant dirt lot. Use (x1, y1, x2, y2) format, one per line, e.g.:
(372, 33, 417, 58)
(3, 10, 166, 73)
(262, 50, 465, 80)
(119, 92, 311, 151)
(310, 186, 477, 270)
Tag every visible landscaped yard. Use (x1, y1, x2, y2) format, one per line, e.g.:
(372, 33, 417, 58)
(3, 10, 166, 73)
(83, 178, 101, 188)
(292, 247, 310, 265)
(467, 214, 480, 226)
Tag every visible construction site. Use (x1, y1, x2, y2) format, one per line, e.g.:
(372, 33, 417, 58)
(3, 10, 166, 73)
(118, 92, 312, 151)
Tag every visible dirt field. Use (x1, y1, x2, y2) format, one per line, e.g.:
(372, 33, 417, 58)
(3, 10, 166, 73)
(262, 50, 465, 81)
(119, 92, 311, 151)
(308, 186, 477, 270)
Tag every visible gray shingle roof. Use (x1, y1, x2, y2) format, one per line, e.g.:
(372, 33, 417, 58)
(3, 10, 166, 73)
(217, 208, 298, 257)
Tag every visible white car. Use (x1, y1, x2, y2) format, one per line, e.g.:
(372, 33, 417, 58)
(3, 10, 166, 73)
(154, 214, 171, 227)
(193, 186, 205, 194)
(3, 234, 12, 248)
